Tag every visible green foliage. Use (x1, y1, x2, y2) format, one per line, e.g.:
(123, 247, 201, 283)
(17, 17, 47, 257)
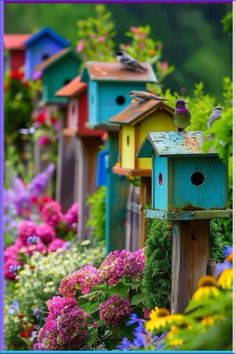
(210, 220, 231, 262)
(4, 242, 105, 350)
(222, 10, 232, 34)
(144, 219, 172, 309)
(77, 5, 116, 62)
(86, 187, 106, 241)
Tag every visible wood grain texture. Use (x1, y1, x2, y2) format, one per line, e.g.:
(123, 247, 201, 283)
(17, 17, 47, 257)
(171, 220, 210, 313)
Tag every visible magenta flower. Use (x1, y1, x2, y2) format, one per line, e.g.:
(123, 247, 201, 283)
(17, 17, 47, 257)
(18, 221, 37, 245)
(47, 238, 66, 253)
(64, 203, 79, 227)
(41, 201, 64, 227)
(37, 135, 50, 146)
(76, 39, 84, 53)
(4, 260, 22, 280)
(37, 224, 55, 244)
(99, 295, 131, 327)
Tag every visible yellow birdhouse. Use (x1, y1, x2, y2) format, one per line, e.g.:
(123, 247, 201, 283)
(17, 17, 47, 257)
(110, 100, 175, 177)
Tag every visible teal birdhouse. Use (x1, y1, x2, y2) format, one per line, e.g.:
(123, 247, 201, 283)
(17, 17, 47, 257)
(137, 131, 228, 216)
(80, 62, 157, 128)
(34, 48, 80, 105)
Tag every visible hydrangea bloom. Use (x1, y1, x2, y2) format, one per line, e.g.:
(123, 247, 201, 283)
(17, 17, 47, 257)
(4, 260, 22, 280)
(64, 203, 79, 227)
(41, 201, 64, 227)
(98, 249, 144, 285)
(99, 295, 131, 327)
(37, 224, 55, 244)
(47, 238, 66, 253)
(34, 296, 88, 350)
(18, 221, 37, 245)
(59, 264, 100, 297)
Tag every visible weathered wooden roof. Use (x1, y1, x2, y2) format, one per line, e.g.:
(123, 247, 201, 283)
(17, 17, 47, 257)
(56, 76, 87, 97)
(137, 131, 217, 158)
(110, 100, 174, 125)
(24, 27, 70, 48)
(4, 34, 30, 50)
(34, 48, 78, 73)
(81, 61, 157, 83)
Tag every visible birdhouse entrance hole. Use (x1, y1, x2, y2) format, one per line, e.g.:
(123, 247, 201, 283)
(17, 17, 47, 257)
(191, 172, 204, 186)
(41, 54, 50, 61)
(158, 173, 163, 185)
(64, 79, 71, 86)
(116, 96, 125, 105)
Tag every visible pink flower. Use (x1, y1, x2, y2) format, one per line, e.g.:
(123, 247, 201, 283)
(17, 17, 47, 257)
(37, 224, 55, 244)
(4, 260, 22, 280)
(76, 39, 84, 53)
(159, 61, 169, 72)
(130, 26, 139, 34)
(47, 238, 66, 252)
(41, 201, 64, 227)
(37, 135, 50, 146)
(64, 203, 78, 227)
(18, 221, 37, 245)
(99, 295, 131, 327)
(98, 36, 106, 43)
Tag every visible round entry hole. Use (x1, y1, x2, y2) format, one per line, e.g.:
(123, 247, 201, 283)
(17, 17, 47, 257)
(191, 172, 204, 186)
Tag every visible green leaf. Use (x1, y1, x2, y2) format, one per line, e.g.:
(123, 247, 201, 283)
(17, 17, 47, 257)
(131, 293, 146, 305)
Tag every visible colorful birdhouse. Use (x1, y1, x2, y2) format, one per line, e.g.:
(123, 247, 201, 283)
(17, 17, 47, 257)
(4, 34, 30, 72)
(96, 149, 109, 187)
(138, 131, 228, 216)
(34, 48, 80, 105)
(80, 62, 157, 128)
(110, 100, 175, 177)
(24, 27, 70, 80)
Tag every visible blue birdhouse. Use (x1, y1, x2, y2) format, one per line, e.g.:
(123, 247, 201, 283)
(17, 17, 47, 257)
(80, 62, 157, 128)
(137, 131, 228, 214)
(24, 27, 70, 80)
(96, 149, 109, 187)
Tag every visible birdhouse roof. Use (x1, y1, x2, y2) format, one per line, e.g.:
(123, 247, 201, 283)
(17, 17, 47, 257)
(56, 76, 87, 97)
(4, 34, 30, 50)
(80, 61, 157, 83)
(137, 131, 217, 158)
(34, 48, 79, 73)
(110, 100, 174, 125)
(24, 27, 70, 48)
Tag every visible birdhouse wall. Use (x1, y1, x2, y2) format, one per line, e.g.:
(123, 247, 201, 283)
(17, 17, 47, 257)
(88, 82, 146, 127)
(67, 98, 79, 131)
(42, 57, 79, 104)
(25, 36, 64, 80)
(137, 111, 175, 170)
(152, 156, 228, 211)
(9, 50, 25, 71)
(121, 126, 135, 169)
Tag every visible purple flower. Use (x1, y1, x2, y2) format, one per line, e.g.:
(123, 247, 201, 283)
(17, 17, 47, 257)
(216, 261, 232, 277)
(223, 245, 232, 258)
(8, 300, 19, 315)
(117, 337, 132, 350)
(26, 235, 39, 245)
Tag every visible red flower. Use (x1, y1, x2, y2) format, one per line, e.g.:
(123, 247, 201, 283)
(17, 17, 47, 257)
(35, 111, 47, 125)
(10, 70, 24, 81)
(50, 115, 58, 125)
(19, 324, 35, 338)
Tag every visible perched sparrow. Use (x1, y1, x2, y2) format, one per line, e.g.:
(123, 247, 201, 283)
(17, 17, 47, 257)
(207, 106, 223, 128)
(116, 51, 147, 72)
(129, 90, 167, 103)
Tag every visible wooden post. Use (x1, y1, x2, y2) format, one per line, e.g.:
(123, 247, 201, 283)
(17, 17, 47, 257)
(139, 177, 151, 248)
(171, 219, 210, 313)
(125, 184, 140, 251)
(76, 136, 101, 239)
(105, 131, 129, 253)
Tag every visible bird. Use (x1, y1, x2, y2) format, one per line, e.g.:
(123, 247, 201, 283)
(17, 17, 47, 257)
(129, 90, 167, 103)
(116, 51, 147, 72)
(207, 106, 223, 129)
(174, 99, 191, 133)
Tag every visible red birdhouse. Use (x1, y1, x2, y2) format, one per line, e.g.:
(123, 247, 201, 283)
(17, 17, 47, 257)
(4, 34, 30, 72)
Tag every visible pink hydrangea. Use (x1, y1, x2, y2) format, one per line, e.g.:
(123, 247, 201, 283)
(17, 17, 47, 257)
(18, 221, 37, 245)
(59, 264, 100, 297)
(47, 238, 66, 252)
(4, 260, 22, 280)
(35, 296, 88, 350)
(64, 203, 78, 227)
(19, 241, 47, 257)
(98, 249, 145, 285)
(41, 201, 64, 227)
(99, 295, 131, 327)
(37, 224, 55, 244)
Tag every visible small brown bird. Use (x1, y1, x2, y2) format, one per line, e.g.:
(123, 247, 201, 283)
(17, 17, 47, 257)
(116, 51, 147, 72)
(129, 90, 167, 103)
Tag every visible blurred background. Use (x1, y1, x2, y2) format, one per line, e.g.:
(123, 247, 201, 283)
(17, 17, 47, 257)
(5, 3, 232, 99)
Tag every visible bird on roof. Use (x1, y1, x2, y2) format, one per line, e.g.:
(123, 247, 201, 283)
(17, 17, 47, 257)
(174, 99, 191, 133)
(129, 90, 167, 103)
(207, 106, 223, 129)
(116, 51, 147, 72)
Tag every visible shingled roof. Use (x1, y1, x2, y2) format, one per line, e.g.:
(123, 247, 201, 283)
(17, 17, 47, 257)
(34, 48, 77, 72)
(4, 34, 30, 50)
(81, 61, 157, 83)
(110, 100, 174, 125)
(56, 76, 87, 97)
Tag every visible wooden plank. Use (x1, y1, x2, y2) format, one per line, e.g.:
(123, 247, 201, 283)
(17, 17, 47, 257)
(76, 136, 101, 239)
(105, 131, 129, 253)
(171, 220, 210, 313)
(145, 209, 232, 220)
(139, 177, 151, 248)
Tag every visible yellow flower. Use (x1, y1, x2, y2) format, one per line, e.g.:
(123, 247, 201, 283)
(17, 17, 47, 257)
(192, 276, 219, 301)
(145, 307, 185, 331)
(166, 326, 183, 347)
(217, 269, 233, 289)
(200, 316, 215, 327)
